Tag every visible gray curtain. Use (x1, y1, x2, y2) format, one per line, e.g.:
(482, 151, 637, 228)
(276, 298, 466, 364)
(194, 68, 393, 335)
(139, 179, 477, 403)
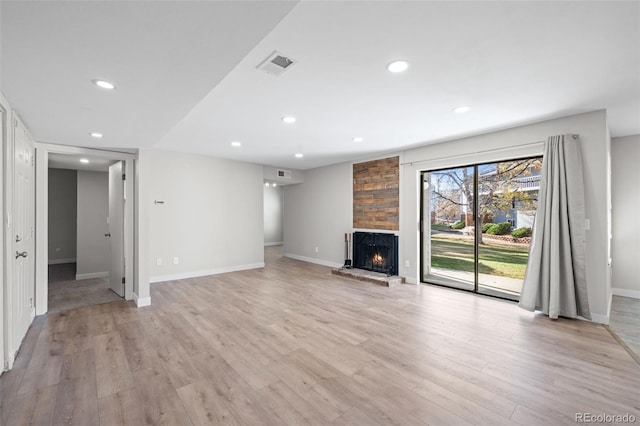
(519, 134, 591, 320)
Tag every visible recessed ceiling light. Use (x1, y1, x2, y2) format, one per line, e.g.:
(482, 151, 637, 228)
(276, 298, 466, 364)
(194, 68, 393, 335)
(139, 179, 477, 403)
(265, 182, 270, 187)
(282, 116, 296, 124)
(92, 79, 116, 90)
(352, 137, 364, 143)
(453, 106, 471, 114)
(272, 183, 277, 187)
(295, 153, 304, 158)
(386, 60, 409, 73)
(231, 141, 242, 147)
(89, 132, 103, 138)
(80, 158, 90, 164)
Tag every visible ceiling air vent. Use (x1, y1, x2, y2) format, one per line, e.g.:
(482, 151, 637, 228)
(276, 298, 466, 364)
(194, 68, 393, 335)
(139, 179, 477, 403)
(257, 51, 296, 76)
(277, 169, 292, 179)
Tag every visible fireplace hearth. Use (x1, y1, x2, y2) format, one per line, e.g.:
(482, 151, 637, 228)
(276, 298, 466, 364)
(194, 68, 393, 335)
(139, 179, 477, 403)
(353, 232, 398, 276)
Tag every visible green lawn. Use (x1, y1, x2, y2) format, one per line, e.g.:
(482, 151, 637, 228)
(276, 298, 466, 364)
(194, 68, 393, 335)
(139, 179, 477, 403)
(431, 224, 452, 231)
(430, 235, 529, 279)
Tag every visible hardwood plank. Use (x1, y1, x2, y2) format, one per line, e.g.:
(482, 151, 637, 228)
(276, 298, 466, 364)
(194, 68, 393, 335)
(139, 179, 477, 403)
(6, 383, 58, 426)
(132, 366, 193, 425)
(0, 368, 25, 424)
(257, 380, 327, 426)
(93, 331, 134, 398)
(332, 406, 384, 426)
(98, 389, 145, 426)
(52, 377, 99, 425)
(176, 381, 241, 426)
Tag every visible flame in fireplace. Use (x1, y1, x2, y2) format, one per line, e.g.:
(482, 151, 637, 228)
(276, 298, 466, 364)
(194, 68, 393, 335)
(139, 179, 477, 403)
(372, 253, 384, 265)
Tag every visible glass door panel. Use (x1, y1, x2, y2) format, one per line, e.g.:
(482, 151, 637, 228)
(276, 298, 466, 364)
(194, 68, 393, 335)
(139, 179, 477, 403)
(422, 166, 475, 291)
(477, 158, 541, 300)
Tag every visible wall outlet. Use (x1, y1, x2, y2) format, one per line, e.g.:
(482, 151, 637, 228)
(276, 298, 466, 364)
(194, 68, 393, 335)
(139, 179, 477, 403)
(173, 257, 179, 265)
(156, 258, 162, 266)
(315, 246, 319, 253)
(405, 260, 410, 268)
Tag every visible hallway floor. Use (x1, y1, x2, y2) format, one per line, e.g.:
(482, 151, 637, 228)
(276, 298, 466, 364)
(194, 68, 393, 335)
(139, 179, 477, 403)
(48, 263, 122, 313)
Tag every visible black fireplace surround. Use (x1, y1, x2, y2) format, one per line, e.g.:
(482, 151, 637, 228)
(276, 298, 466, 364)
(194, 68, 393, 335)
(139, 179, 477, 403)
(353, 232, 399, 276)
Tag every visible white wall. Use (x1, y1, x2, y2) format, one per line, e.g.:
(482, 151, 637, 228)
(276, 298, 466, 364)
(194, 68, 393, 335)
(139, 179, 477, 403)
(144, 149, 264, 282)
(611, 135, 640, 299)
(76, 171, 110, 279)
(283, 162, 352, 267)
(48, 168, 77, 263)
(283, 111, 612, 322)
(264, 184, 283, 245)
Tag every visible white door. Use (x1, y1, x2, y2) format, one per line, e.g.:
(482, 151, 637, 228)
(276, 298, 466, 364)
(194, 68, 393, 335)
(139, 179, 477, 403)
(12, 118, 35, 348)
(108, 161, 125, 297)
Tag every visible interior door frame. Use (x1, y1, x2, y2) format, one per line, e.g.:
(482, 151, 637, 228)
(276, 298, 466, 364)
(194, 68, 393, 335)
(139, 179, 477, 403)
(35, 143, 135, 315)
(0, 95, 8, 371)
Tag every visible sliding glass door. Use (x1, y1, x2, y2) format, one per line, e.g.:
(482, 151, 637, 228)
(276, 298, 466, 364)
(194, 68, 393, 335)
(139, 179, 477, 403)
(422, 166, 476, 292)
(421, 157, 542, 300)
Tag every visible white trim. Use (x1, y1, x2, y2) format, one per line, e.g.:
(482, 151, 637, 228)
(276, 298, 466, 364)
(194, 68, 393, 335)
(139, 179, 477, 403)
(134, 293, 151, 307)
(264, 241, 283, 246)
(34, 148, 48, 315)
(612, 288, 640, 299)
(352, 228, 399, 235)
(75, 271, 108, 280)
(588, 313, 609, 325)
(283, 253, 342, 269)
(405, 276, 417, 285)
(48, 258, 76, 265)
(0, 92, 7, 372)
(149, 262, 265, 283)
(35, 143, 137, 314)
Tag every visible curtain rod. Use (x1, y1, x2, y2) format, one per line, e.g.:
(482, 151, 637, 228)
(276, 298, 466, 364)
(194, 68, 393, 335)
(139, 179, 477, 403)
(400, 134, 578, 167)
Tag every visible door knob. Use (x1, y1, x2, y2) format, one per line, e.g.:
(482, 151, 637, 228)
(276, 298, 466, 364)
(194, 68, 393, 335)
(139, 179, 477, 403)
(15, 234, 21, 242)
(105, 233, 111, 237)
(15, 251, 27, 259)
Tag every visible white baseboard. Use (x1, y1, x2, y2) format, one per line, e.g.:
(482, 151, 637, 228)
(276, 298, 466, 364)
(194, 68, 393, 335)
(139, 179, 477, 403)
(134, 293, 151, 307)
(149, 262, 265, 284)
(75, 271, 109, 280)
(588, 313, 610, 325)
(48, 258, 76, 265)
(612, 288, 640, 299)
(283, 253, 343, 269)
(404, 276, 417, 285)
(264, 242, 283, 246)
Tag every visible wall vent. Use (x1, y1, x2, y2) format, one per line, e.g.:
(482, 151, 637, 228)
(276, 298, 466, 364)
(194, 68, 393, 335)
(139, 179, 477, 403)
(277, 169, 292, 179)
(257, 51, 296, 76)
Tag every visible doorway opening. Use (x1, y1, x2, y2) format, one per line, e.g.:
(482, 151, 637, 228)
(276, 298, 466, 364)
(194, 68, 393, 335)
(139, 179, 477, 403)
(420, 156, 542, 300)
(47, 154, 125, 312)
(34, 145, 135, 316)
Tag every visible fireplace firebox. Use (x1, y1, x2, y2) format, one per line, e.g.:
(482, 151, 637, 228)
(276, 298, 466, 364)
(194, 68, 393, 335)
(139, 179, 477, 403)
(353, 232, 398, 276)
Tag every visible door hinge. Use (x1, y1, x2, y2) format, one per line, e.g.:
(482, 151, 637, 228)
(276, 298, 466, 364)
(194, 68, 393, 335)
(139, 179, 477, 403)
(122, 277, 125, 284)
(122, 174, 126, 181)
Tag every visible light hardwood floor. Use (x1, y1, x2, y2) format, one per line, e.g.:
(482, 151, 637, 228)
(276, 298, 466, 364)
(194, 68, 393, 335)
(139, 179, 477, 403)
(1, 246, 639, 425)
(609, 295, 640, 362)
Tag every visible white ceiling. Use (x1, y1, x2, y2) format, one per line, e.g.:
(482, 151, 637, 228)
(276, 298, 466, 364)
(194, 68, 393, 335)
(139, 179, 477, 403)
(2, 1, 639, 170)
(49, 153, 118, 173)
